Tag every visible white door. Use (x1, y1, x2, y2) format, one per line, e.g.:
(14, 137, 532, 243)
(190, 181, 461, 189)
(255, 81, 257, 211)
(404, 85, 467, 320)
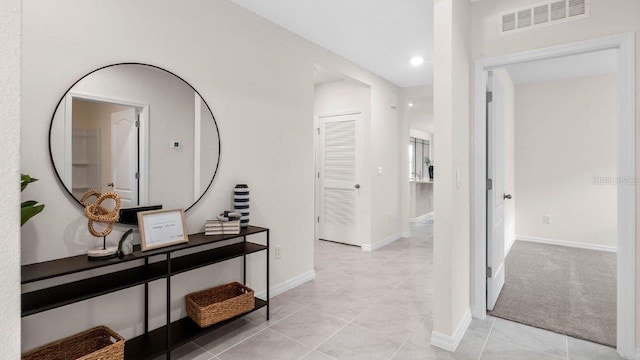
(487, 72, 508, 310)
(111, 108, 139, 207)
(318, 113, 362, 246)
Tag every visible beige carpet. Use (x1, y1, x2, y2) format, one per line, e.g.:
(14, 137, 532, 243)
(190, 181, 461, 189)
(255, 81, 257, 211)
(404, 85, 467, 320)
(488, 241, 616, 347)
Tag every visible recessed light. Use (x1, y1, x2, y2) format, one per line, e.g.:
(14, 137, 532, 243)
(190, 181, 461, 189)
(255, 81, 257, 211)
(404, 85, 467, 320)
(410, 56, 424, 66)
(408, 103, 414, 107)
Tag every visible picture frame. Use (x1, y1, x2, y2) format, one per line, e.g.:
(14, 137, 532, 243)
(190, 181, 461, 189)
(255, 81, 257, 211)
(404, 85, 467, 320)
(138, 208, 188, 251)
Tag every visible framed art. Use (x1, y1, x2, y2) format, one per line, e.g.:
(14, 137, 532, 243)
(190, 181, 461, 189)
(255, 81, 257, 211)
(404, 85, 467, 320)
(138, 208, 188, 251)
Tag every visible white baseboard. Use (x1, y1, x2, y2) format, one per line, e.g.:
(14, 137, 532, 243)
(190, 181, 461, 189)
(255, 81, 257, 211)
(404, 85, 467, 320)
(411, 212, 434, 222)
(254, 270, 316, 299)
(632, 347, 640, 360)
(402, 231, 411, 238)
(504, 236, 516, 256)
(361, 232, 403, 252)
(431, 308, 472, 352)
(516, 235, 617, 253)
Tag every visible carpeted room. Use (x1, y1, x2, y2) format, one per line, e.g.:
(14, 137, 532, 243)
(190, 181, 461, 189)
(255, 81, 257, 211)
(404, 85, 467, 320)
(486, 53, 619, 348)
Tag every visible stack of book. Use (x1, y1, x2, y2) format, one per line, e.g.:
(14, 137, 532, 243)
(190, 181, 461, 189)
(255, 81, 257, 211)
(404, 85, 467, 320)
(205, 220, 241, 235)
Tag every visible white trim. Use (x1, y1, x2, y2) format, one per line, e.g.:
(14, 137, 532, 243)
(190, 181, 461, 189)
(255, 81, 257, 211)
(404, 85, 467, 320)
(402, 231, 411, 238)
(411, 212, 434, 223)
(504, 235, 516, 256)
(516, 235, 617, 253)
(361, 232, 403, 252)
(634, 348, 640, 360)
(430, 308, 472, 352)
(471, 33, 635, 359)
(254, 270, 316, 299)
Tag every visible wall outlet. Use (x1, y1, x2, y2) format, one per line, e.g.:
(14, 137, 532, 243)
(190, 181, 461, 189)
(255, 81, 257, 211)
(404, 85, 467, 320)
(543, 215, 552, 224)
(378, 166, 383, 176)
(275, 245, 282, 259)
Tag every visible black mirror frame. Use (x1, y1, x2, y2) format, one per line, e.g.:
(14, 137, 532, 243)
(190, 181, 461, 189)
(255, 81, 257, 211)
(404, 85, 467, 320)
(48, 62, 221, 212)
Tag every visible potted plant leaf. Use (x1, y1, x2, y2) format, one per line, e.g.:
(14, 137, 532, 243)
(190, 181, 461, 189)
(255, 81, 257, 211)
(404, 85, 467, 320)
(21, 174, 45, 226)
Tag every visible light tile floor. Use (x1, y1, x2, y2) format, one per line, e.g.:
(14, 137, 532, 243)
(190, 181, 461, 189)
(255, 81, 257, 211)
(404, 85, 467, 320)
(165, 219, 623, 360)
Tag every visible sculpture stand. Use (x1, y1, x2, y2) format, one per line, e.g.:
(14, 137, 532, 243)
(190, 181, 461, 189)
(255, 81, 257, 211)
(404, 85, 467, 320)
(88, 236, 118, 260)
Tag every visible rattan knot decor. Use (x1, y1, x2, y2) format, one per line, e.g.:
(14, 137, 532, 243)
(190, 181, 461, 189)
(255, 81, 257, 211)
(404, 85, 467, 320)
(81, 190, 121, 237)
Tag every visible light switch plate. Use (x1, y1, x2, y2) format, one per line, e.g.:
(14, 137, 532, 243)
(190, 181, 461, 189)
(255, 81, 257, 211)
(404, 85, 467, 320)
(378, 166, 383, 176)
(456, 169, 461, 188)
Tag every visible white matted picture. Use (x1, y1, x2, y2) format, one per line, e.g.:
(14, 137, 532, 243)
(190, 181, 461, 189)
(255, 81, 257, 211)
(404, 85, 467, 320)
(138, 209, 188, 251)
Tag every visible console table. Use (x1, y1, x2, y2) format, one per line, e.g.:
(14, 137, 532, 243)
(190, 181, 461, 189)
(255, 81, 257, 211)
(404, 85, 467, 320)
(21, 225, 270, 360)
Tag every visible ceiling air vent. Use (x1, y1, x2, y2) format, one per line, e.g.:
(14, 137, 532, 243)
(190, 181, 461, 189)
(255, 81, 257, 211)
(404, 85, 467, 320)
(499, 0, 589, 35)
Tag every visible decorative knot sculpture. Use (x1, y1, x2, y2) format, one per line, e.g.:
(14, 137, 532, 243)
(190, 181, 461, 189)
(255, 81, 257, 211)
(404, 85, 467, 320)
(81, 190, 121, 237)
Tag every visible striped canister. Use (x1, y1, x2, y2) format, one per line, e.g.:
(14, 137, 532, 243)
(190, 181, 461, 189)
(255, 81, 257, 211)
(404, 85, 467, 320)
(234, 184, 250, 228)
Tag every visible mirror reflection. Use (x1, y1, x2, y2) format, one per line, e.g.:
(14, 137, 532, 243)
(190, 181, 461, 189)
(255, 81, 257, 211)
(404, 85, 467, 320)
(49, 63, 220, 210)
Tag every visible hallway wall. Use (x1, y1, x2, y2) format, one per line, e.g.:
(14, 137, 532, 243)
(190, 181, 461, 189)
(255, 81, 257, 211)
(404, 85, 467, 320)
(20, 0, 403, 351)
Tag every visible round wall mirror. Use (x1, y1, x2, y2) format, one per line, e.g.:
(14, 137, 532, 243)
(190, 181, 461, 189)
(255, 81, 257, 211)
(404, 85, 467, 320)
(49, 63, 220, 211)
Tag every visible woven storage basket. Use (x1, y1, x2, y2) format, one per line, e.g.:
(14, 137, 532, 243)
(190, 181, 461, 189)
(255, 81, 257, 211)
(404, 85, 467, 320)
(186, 282, 254, 327)
(22, 326, 124, 360)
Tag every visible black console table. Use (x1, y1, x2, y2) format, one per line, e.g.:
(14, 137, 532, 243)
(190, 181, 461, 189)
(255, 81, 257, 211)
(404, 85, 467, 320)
(21, 226, 270, 359)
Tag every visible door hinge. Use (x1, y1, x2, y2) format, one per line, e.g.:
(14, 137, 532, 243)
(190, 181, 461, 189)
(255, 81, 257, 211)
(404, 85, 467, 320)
(486, 91, 493, 103)
(317, 216, 320, 223)
(487, 267, 493, 278)
(317, 172, 320, 179)
(135, 120, 140, 128)
(135, 172, 140, 180)
(316, 128, 320, 135)
(487, 178, 493, 190)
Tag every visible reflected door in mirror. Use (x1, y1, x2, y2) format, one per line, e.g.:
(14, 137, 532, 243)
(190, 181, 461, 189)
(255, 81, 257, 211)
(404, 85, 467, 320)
(49, 63, 221, 211)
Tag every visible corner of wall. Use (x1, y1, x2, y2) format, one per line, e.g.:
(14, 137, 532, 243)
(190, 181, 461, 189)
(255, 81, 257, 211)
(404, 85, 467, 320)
(0, 0, 22, 357)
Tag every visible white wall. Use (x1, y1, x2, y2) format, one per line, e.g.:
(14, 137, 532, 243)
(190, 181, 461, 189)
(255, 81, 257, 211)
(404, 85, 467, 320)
(515, 74, 617, 248)
(470, 0, 640, 346)
(0, 0, 22, 357)
(314, 79, 373, 246)
(432, 0, 472, 342)
(493, 69, 515, 255)
(21, 0, 403, 351)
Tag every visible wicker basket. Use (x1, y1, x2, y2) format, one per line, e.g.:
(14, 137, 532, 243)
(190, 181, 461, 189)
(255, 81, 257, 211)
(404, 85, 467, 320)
(186, 282, 255, 327)
(22, 326, 124, 360)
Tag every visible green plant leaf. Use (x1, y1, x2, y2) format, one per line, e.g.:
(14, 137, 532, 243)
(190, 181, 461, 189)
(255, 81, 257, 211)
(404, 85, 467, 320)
(21, 174, 38, 192)
(21, 203, 45, 226)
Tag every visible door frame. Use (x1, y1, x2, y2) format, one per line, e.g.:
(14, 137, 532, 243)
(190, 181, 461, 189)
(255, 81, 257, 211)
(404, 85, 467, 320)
(64, 92, 150, 204)
(470, 33, 636, 358)
(314, 110, 365, 246)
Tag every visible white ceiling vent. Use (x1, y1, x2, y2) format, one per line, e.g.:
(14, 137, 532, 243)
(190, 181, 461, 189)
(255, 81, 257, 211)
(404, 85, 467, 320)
(499, 0, 589, 35)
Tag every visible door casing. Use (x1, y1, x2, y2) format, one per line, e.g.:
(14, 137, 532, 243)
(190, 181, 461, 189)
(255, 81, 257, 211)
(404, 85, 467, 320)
(471, 33, 636, 358)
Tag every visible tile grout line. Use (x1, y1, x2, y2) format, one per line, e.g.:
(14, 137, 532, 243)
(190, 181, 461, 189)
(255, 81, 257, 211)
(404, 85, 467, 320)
(190, 340, 217, 358)
(477, 317, 496, 360)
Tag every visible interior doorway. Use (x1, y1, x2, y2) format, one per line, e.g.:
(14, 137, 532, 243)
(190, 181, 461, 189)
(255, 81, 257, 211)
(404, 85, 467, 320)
(63, 94, 147, 207)
(472, 34, 636, 358)
(313, 67, 370, 247)
(486, 50, 619, 348)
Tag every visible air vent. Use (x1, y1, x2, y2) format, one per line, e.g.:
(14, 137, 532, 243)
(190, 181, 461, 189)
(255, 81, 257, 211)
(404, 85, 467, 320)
(569, 0, 587, 16)
(499, 0, 589, 35)
(502, 13, 516, 32)
(533, 5, 549, 24)
(550, 1, 567, 20)
(517, 9, 532, 28)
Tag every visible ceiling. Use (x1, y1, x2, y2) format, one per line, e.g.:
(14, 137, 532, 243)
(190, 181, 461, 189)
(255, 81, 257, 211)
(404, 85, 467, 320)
(230, 0, 434, 87)
(505, 49, 617, 84)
